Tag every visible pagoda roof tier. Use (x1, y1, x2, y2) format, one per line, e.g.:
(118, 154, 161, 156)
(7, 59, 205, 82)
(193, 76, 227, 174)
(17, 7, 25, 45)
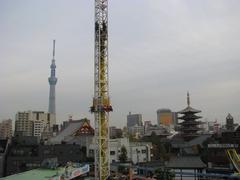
(181, 133, 199, 139)
(178, 114, 202, 120)
(179, 121, 202, 125)
(181, 133, 199, 136)
(178, 106, 201, 114)
(180, 127, 201, 131)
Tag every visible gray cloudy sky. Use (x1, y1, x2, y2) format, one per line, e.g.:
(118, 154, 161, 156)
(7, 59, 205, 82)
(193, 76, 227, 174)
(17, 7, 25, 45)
(0, 0, 240, 127)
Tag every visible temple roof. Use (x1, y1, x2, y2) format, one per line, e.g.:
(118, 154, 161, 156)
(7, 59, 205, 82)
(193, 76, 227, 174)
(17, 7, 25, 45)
(178, 106, 201, 114)
(166, 156, 206, 169)
(178, 114, 202, 120)
(179, 121, 202, 125)
(49, 119, 94, 144)
(180, 127, 201, 131)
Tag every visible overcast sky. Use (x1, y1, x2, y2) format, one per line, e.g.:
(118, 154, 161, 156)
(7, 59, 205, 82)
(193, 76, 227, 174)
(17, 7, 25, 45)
(1, 0, 240, 127)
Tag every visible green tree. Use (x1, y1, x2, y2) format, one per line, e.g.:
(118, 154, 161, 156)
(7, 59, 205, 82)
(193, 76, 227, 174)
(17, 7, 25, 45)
(118, 145, 128, 162)
(155, 168, 175, 180)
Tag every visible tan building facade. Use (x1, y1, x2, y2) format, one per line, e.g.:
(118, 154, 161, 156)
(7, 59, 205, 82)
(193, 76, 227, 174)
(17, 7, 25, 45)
(15, 111, 56, 137)
(157, 109, 173, 126)
(0, 119, 12, 139)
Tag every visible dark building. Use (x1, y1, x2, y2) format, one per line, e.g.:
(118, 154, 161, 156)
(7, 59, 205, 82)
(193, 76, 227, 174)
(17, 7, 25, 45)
(200, 126, 240, 174)
(5, 136, 87, 176)
(178, 92, 202, 141)
(52, 124, 59, 134)
(219, 125, 240, 145)
(0, 139, 10, 177)
(127, 112, 143, 128)
(226, 113, 234, 131)
(109, 126, 123, 139)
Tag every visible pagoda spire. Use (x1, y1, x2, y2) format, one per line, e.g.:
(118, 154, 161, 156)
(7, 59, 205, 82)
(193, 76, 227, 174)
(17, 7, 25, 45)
(187, 91, 190, 106)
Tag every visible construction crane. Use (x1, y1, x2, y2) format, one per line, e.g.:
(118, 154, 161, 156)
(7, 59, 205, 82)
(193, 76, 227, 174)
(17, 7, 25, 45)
(90, 0, 112, 179)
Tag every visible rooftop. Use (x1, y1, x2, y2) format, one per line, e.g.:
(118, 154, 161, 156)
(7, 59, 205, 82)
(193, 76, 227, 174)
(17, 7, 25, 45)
(166, 156, 206, 169)
(178, 106, 201, 114)
(49, 119, 93, 144)
(1, 168, 59, 180)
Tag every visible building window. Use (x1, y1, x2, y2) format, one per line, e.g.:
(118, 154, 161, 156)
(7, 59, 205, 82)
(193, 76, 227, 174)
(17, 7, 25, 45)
(110, 151, 115, 155)
(135, 149, 140, 153)
(142, 150, 146, 153)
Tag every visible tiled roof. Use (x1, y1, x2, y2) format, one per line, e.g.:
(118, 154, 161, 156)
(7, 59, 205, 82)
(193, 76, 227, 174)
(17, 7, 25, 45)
(1, 168, 58, 180)
(49, 120, 88, 144)
(178, 106, 201, 114)
(166, 156, 206, 169)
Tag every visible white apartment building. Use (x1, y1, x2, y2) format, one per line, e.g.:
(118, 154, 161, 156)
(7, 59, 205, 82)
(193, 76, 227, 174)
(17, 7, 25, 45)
(0, 119, 12, 139)
(15, 111, 56, 137)
(33, 121, 45, 137)
(108, 137, 152, 164)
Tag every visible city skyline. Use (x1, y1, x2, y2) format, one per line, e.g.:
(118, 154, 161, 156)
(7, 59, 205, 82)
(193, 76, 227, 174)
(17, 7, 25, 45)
(1, 0, 240, 127)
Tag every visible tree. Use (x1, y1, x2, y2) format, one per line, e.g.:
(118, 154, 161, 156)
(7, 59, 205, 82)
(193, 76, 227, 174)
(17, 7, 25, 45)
(118, 145, 128, 162)
(155, 168, 175, 180)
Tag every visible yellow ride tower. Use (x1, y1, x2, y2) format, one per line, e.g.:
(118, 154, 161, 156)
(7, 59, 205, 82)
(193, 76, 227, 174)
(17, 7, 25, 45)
(90, 0, 112, 179)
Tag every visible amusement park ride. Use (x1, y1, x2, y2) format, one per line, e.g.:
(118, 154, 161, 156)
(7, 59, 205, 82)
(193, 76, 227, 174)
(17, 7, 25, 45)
(226, 149, 240, 175)
(90, 0, 112, 180)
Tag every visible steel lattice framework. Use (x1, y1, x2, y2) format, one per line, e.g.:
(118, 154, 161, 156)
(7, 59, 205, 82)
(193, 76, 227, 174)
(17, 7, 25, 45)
(91, 0, 112, 179)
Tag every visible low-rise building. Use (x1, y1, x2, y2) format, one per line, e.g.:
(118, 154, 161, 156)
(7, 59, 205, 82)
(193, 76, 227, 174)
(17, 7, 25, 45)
(90, 137, 152, 164)
(49, 118, 94, 157)
(128, 125, 144, 138)
(0, 139, 10, 177)
(5, 137, 87, 176)
(143, 125, 171, 137)
(109, 126, 123, 139)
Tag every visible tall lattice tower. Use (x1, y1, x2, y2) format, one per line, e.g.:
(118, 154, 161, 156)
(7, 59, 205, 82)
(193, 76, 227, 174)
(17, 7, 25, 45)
(90, 0, 112, 179)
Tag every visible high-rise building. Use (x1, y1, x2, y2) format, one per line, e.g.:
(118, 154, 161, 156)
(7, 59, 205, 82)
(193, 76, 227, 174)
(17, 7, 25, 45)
(157, 109, 173, 126)
(48, 40, 57, 115)
(0, 119, 12, 139)
(15, 112, 33, 136)
(15, 111, 56, 137)
(127, 112, 143, 128)
(127, 113, 143, 138)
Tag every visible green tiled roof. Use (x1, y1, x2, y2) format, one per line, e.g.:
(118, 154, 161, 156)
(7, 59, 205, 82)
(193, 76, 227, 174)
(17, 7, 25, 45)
(2, 164, 90, 180)
(1, 168, 61, 180)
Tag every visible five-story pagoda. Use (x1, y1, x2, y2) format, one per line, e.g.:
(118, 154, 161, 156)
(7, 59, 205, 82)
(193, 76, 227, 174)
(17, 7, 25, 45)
(178, 92, 202, 141)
